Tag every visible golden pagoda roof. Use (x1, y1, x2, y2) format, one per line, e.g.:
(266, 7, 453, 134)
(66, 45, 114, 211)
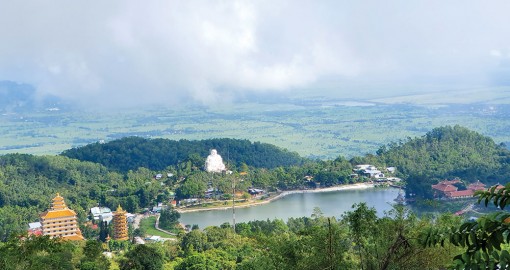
(115, 205, 127, 215)
(40, 209, 77, 219)
(40, 193, 78, 219)
(51, 193, 68, 210)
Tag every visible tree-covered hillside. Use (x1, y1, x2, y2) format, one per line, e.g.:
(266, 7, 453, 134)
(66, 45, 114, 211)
(374, 125, 510, 198)
(61, 137, 305, 172)
(3, 125, 510, 244)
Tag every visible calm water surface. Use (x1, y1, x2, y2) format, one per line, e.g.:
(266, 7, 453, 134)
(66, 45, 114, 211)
(180, 187, 400, 228)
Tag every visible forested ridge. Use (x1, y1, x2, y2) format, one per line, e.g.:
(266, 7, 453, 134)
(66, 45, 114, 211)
(61, 137, 305, 172)
(372, 125, 510, 198)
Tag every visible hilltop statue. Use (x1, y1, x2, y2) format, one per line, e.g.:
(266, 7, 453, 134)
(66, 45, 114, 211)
(204, 149, 226, 173)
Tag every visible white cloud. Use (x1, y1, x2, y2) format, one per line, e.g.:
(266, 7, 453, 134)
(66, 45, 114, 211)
(0, 1, 510, 107)
(491, 50, 503, 57)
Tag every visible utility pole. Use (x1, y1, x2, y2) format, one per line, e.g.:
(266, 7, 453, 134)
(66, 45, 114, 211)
(232, 176, 236, 232)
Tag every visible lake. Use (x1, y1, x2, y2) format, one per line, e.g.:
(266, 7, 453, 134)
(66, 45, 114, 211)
(179, 187, 401, 228)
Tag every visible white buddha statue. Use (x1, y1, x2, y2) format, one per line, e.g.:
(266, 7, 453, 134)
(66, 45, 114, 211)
(204, 149, 226, 173)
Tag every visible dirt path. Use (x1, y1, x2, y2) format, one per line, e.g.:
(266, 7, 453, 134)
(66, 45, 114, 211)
(132, 214, 144, 229)
(154, 213, 178, 236)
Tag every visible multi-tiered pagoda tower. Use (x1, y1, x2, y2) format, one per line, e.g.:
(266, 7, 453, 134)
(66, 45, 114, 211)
(40, 193, 84, 240)
(113, 205, 128, 240)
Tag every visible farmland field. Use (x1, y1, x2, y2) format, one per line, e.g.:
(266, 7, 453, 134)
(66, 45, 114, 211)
(2, 90, 510, 159)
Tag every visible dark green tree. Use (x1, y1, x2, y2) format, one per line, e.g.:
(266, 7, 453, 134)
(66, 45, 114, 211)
(159, 207, 180, 230)
(79, 240, 110, 270)
(119, 244, 163, 270)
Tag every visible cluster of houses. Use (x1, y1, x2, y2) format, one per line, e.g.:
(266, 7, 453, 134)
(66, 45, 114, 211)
(431, 179, 504, 199)
(352, 164, 402, 183)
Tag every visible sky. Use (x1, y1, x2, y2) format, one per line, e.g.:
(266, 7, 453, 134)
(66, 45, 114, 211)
(1, 1, 510, 108)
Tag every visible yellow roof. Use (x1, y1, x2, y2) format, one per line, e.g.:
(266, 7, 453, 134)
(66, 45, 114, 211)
(40, 209, 77, 219)
(62, 234, 84, 241)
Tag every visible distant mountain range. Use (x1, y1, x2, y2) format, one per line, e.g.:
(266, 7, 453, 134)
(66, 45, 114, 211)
(0, 81, 66, 112)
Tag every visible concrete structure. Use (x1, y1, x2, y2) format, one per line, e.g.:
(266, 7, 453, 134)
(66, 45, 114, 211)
(40, 193, 84, 240)
(90, 207, 113, 224)
(113, 205, 128, 240)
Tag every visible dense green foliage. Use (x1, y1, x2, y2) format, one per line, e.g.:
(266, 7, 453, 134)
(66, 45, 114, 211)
(159, 208, 181, 231)
(2, 125, 510, 268)
(119, 244, 164, 270)
(0, 204, 462, 269)
(0, 235, 76, 270)
(61, 137, 305, 172)
(0, 150, 360, 241)
(0, 154, 164, 241)
(374, 125, 510, 198)
(2, 125, 509, 241)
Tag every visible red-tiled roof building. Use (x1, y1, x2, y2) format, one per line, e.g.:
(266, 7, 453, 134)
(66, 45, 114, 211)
(445, 189, 474, 199)
(432, 180, 459, 197)
(433, 179, 492, 199)
(467, 180, 486, 191)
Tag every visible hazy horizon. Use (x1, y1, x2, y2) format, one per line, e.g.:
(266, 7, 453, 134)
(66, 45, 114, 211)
(1, 1, 510, 109)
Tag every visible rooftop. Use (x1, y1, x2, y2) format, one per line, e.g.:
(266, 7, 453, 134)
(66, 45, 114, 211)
(432, 183, 458, 192)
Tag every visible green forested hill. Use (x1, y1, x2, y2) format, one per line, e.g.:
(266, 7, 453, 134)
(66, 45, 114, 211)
(374, 125, 510, 198)
(0, 154, 127, 240)
(3, 126, 510, 242)
(61, 137, 305, 173)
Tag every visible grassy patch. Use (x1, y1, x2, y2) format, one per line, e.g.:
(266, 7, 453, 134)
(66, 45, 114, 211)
(139, 216, 176, 238)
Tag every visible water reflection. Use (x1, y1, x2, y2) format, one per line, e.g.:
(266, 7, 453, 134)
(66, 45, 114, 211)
(180, 188, 400, 228)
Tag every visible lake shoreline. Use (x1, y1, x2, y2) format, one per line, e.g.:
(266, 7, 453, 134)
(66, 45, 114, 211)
(176, 182, 376, 213)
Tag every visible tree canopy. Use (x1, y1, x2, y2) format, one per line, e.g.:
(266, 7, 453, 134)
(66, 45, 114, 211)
(374, 125, 510, 198)
(61, 137, 305, 172)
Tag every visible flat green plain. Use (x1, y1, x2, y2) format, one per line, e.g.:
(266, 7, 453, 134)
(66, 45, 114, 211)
(2, 88, 510, 159)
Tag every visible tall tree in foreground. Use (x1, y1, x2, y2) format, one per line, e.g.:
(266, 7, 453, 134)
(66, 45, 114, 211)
(345, 203, 462, 270)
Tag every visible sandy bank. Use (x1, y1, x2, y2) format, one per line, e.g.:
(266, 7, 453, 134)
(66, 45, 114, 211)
(176, 182, 375, 213)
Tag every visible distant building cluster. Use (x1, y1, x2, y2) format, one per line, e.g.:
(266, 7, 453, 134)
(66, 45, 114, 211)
(352, 164, 401, 183)
(432, 179, 504, 199)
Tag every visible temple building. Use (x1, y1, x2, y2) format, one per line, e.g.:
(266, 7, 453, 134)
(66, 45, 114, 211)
(432, 179, 494, 199)
(113, 205, 128, 240)
(40, 193, 84, 240)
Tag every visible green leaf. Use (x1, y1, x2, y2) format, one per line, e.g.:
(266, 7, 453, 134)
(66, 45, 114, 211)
(469, 231, 477, 247)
